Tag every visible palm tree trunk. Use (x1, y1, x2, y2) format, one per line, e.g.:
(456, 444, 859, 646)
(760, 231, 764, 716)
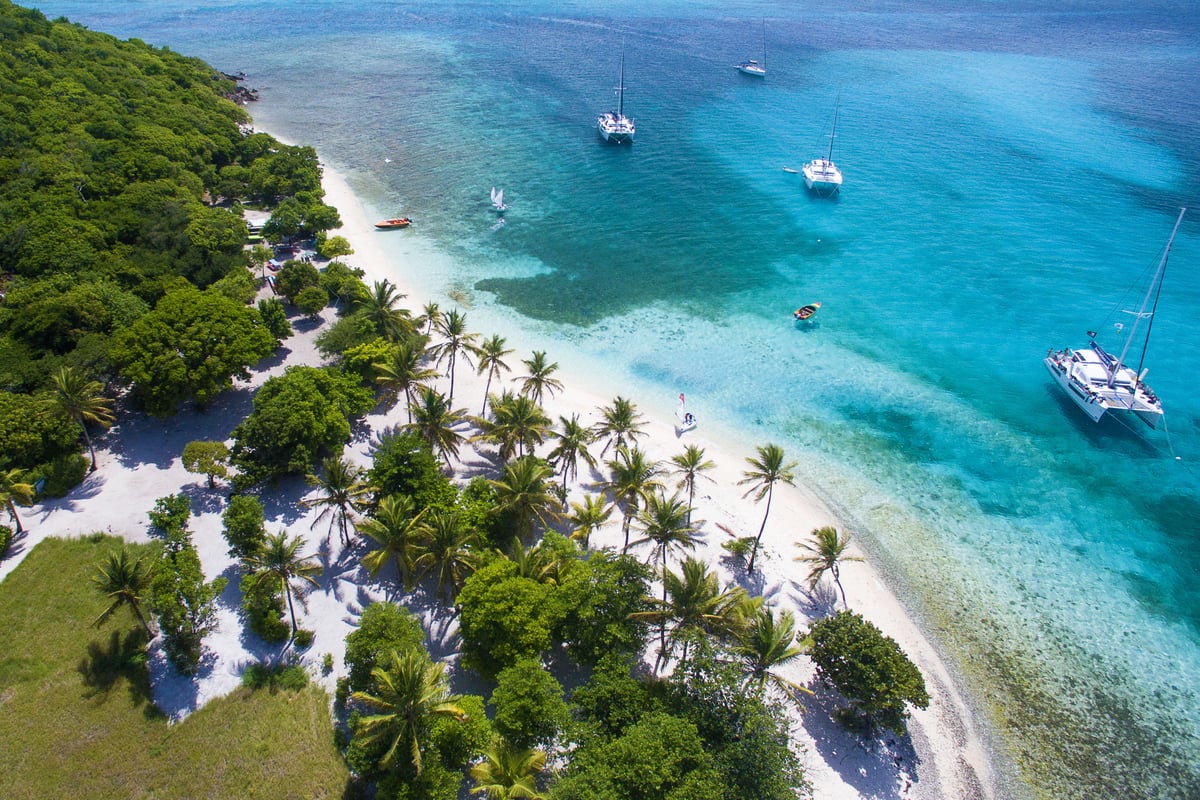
(832, 565, 848, 608)
(133, 603, 154, 639)
(6, 500, 23, 534)
(481, 373, 494, 416)
(80, 420, 98, 472)
(283, 578, 298, 641)
(747, 487, 774, 572)
(686, 483, 695, 525)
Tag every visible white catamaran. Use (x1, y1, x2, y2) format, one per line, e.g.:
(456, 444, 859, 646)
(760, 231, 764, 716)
(598, 50, 635, 144)
(802, 93, 843, 196)
(1044, 207, 1186, 429)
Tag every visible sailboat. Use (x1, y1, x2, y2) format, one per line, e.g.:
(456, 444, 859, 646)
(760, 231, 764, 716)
(802, 93, 843, 196)
(1044, 207, 1186, 429)
(674, 393, 697, 434)
(736, 21, 767, 76)
(597, 50, 635, 144)
(490, 186, 508, 212)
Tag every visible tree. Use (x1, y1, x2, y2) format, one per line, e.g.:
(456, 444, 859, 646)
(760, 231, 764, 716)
(294, 285, 328, 318)
(474, 334, 514, 415)
(181, 440, 230, 489)
(344, 601, 427, 692)
(632, 556, 746, 670)
(405, 385, 468, 468)
(477, 391, 552, 462)
(316, 233, 354, 259)
(256, 297, 293, 342)
(245, 530, 323, 642)
(432, 309, 477, 404)
(44, 365, 114, 472)
(420, 302, 442, 337)
(303, 455, 372, 547)
(0, 468, 35, 534)
(411, 508, 479, 602)
(367, 429, 457, 512)
(221, 494, 267, 561)
(150, 525, 226, 674)
(111, 286, 275, 415)
(567, 493, 611, 550)
(556, 549, 651, 666)
(489, 659, 570, 749)
(731, 603, 809, 701)
(489, 456, 560, 545)
(629, 491, 701, 661)
(591, 396, 646, 457)
(601, 446, 662, 551)
(795, 526, 863, 609)
(546, 414, 596, 501)
(470, 737, 547, 800)
(518, 351, 562, 407)
(807, 611, 929, 735)
(670, 444, 714, 526)
(360, 494, 427, 590)
(457, 560, 562, 679)
(737, 443, 796, 573)
(357, 279, 413, 341)
(273, 259, 321, 303)
(230, 365, 374, 487)
(374, 336, 438, 423)
(92, 546, 156, 639)
(350, 646, 467, 774)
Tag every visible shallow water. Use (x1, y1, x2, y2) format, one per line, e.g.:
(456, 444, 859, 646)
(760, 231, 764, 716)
(35, 1, 1200, 796)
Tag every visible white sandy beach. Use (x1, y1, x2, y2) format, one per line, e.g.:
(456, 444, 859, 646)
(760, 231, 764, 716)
(3, 162, 1001, 800)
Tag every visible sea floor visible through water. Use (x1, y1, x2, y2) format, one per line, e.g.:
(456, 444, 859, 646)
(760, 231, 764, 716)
(30, 1, 1200, 796)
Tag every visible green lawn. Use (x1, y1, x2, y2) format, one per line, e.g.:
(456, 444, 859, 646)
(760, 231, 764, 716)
(0, 535, 351, 799)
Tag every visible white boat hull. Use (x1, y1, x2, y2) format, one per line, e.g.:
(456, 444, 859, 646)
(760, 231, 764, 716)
(598, 114, 634, 144)
(803, 159, 842, 194)
(736, 60, 766, 77)
(1044, 350, 1163, 429)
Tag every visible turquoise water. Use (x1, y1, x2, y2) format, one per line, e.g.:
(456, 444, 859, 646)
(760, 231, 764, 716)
(37, 1, 1200, 796)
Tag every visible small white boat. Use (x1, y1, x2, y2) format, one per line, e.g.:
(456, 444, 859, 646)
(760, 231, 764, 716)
(802, 93, 843, 196)
(598, 50, 635, 144)
(1044, 207, 1186, 429)
(490, 186, 508, 212)
(674, 392, 697, 434)
(735, 21, 767, 77)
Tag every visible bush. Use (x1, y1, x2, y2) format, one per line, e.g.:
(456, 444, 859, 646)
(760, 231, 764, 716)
(0, 524, 12, 559)
(242, 662, 309, 691)
(148, 493, 191, 537)
(322, 652, 334, 676)
(240, 571, 290, 644)
(293, 629, 315, 649)
(720, 536, 756, 561)
(31, 454, 88, 498)
(222, 494, 267, 560)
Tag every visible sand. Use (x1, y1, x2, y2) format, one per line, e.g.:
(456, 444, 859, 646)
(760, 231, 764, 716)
(1, 162, 1003, 800)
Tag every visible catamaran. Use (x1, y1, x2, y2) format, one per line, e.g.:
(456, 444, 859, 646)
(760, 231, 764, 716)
(736, 21, 767, 77)
(1044, 207, 1186, 429)
(803, 93, 843, 196)
(598, 50, 635, 144)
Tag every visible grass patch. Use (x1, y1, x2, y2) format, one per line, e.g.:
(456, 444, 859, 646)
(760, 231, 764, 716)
(0, 536, 350, 799)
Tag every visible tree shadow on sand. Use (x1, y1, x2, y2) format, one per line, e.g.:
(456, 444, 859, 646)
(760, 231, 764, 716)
(78, 628, 162, 717)
(801, 676, 924, 799)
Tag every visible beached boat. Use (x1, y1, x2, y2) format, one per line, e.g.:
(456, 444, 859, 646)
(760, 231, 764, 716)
(375, 217, 412, 229)
(674, 393, 697, 434)
(735, 21, 767, 76)
(1044, 207, 1186, 429)
(490, 187, 508, 212)
(598, 50, 635, 145)
(802, 94, 843, 196)
(793, 302, 821, 321)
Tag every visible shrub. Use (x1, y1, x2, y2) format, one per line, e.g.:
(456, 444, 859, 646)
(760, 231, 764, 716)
(322, 652, 334, 676)
(343, 601, 425, 692)
(0, 524, 12, 559)
(148, 493, 191, 537)
(293, 628, 315, 649)
(150, 529, 226, 674)
(31, 454, 88, 498)
(240, 571, 290, 644)
(242, 662, 309, 691)
(222, 494, 267, 560)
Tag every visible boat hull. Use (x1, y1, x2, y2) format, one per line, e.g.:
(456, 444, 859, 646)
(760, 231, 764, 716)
(1044, 351, 1163, 428)
(736, 61, 766, 77)
(802, 159, 842, 195)
(1044, 355, 1107, 422)
(597, 115, 634, 144)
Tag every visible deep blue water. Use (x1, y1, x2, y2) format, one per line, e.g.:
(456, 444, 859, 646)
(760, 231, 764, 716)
(29, 1, 1200, 796)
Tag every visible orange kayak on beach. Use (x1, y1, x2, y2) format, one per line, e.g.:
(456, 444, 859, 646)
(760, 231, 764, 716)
(374, 217, 412, 229)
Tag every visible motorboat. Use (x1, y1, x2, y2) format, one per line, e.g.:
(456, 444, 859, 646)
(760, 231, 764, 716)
(793, 302, 821, 321)
(374, 217, 412, 229)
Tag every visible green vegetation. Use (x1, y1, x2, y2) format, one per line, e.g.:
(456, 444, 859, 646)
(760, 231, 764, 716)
(0, 536, 349, 800)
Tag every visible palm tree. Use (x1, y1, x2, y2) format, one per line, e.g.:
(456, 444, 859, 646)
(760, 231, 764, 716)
(470, 737, 548, 800)
(0, 468, 35, 534)
(501, 538, 567, 586)
(795, 525, 863, 609)
(489, 456, 560, 545)
(92, 546, 156, 639)
(567, 493, 611, 550)
(375, 336, 438, 423)
(731, 603, 811, 701)
(601, 445, 662, 551)
(411, 509, 479, 602)
(628, 490, 701, 659)
(475, 334, 514, 415)
(477, 391, 552, 462)
(358, 279, 413, 341)
(546, 413, 597, 500)
(45, 365, 115, 472)
(245, 531, 323, 641)
(360, 494, 427, 590)
(631, 556, 746, 671)
(405, 385, 468, 468)
(670, 444, 715, 526)
(432, 309, 478, 404)
(420, 301, 442, 337)
(350, 647, 466, 774)
(737, 443, 796, 573)
(519, 351, 563, 407)
(591, 396, 646, 457)
(304, 456, 373, 547)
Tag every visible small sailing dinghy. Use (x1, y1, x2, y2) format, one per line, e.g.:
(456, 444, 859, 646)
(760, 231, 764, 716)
(675, 393, 697, 434)
(1044, 207, 1186, 429)
(793, 302, 821, 321)
(490, 187, 508, 212)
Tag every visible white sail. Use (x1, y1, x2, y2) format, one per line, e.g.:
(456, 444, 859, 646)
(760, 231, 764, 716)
(491, 187, 506, 211)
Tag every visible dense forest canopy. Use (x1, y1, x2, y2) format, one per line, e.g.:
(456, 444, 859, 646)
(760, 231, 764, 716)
(0, 0, 339, 474)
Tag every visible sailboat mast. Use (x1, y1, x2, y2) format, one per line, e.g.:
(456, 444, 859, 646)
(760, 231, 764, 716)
(1109, 207, 1187, 386)
(826, 94, 839, 163)
(617, 51, 625, 118)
